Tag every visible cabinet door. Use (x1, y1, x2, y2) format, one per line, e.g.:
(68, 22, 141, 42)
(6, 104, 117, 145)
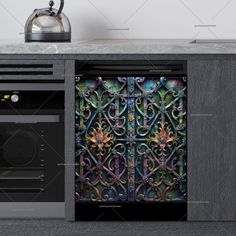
(188, 59, 236, 221)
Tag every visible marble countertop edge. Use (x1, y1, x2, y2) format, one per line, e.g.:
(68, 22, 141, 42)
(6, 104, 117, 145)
(0, 39, 236, 54)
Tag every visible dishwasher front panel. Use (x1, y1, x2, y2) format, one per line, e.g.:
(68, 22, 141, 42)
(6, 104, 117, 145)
(75, 61, 187, 220)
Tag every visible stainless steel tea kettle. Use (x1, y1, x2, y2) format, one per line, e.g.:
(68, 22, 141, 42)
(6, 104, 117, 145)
(25, 0, 71, 42)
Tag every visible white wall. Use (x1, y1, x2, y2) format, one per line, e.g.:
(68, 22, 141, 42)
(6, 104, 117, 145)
(1, 0, 236, 40)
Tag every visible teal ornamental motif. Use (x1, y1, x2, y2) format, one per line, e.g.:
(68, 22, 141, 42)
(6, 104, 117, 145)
(127, 77, 136, 201)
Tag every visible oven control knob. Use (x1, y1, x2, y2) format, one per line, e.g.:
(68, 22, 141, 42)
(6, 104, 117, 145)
(11, 94, 19, 103)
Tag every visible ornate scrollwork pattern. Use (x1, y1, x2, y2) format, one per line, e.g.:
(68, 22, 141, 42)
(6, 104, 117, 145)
(75, 76, 187, 202)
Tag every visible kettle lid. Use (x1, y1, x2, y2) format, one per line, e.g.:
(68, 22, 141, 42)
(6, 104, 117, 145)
(48, 0, 64, 16)
(33, 0, 64, 17)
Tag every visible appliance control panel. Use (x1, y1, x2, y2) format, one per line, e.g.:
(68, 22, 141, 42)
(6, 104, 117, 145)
(0, 91, 64, 110)
(0, 92, 20, 103)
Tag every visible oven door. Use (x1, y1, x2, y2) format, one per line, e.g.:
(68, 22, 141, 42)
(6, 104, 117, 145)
(0, 84, 65, 218)
(0, 114, 64, 202)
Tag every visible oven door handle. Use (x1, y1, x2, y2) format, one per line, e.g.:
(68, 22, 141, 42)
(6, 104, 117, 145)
(0, 83, 64, 91)
(0, 115, 60, 123)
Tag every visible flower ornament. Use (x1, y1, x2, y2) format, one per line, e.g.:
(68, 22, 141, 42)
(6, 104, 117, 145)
(86, 122, 114, 155)
(148, 125, 177, 156)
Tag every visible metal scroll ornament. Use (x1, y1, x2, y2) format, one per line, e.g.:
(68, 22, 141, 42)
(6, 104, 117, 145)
(75, 76, 187, 202)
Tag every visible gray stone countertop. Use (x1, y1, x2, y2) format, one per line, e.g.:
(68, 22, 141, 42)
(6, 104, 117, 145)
(0, 39, 236, 54)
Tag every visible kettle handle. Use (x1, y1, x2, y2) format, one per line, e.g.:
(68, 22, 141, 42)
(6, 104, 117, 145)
(57, 0, 64, 16)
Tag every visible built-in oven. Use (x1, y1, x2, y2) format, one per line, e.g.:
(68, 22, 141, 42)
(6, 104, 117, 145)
(0, 81, 64, 217)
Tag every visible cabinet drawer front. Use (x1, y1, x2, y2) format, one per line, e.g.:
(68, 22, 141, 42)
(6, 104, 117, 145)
(0, 60, 64, 80)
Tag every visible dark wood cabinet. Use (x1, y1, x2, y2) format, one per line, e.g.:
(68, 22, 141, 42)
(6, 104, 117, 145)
(188, 59, 236, 221)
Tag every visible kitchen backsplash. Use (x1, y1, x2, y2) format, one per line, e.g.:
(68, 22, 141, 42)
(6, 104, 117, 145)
(1, 0, 236, 40)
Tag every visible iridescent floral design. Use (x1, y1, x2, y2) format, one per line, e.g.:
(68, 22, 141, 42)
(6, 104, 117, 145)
(86, 121, 114, 155)
(76, 76, 186, 203)
(148, 125, 177, 154)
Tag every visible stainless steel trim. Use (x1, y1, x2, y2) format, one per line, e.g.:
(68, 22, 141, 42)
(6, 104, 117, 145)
(0, 202, 65, 218)
(65, 60, 75, 221)
(0, 83, 64, 91)
(0, 170, 44, 180)
(0, 115, 60, 123)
